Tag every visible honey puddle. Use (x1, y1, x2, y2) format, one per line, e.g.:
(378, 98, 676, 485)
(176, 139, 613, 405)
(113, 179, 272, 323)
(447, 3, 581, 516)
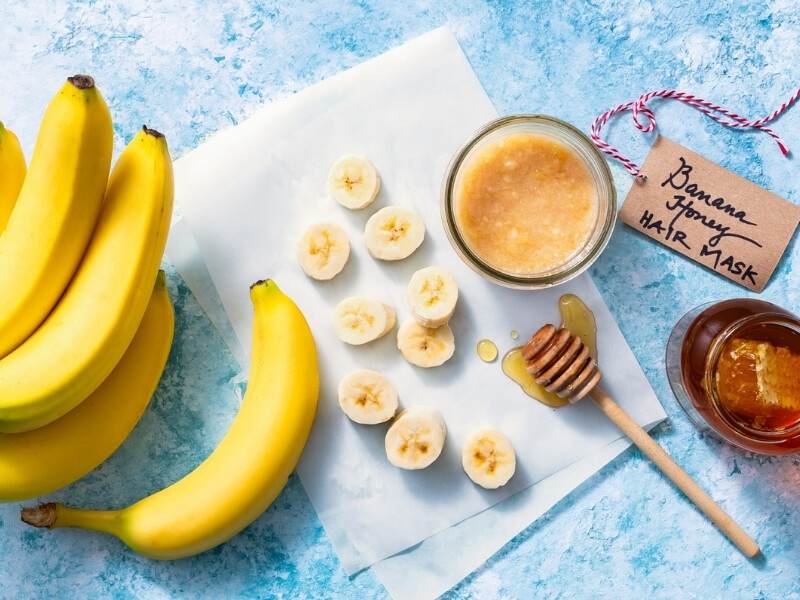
(557, 294, 597, 359)
(500, 294, 597, 407)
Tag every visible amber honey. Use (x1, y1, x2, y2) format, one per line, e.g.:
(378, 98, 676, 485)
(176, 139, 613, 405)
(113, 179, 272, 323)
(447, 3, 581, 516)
(670, 298, 800, 454)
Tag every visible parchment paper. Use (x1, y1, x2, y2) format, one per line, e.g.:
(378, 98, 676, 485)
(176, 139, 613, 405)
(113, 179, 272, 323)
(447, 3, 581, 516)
(167, 218, 662, 599)
(170, 27, 666, 577)
(371, 434, 637, 600)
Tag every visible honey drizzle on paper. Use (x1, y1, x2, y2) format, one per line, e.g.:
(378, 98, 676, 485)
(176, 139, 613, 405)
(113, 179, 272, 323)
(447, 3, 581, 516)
(501, 294, 597, 407)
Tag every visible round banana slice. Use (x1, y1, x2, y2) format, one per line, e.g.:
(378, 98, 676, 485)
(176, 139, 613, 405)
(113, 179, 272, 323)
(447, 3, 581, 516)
(461, 428, 516, 489)
(364, 206, 425, 261)
(396, 320, 455, 368)
(407, 266, 458, 328)
(297, 222, 350, 280)
(333, 296, 394, 345)
(328, 154, 381, 209)
(385, 405, 446, 470)
(338, 369, 399, 424)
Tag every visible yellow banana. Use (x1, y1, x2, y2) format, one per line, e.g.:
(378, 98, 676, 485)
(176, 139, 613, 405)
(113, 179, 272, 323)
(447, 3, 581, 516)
(0, 121, 27, 232)
(0, 75, 112, 358)
(21, 279, 320, 560)
(0, 271, 173, 503)
(0, 126, 173, 433)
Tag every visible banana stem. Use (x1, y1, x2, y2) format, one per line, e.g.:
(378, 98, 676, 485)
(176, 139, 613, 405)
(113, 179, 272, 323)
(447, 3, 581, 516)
(67, 74, 95, 90)
(21, 502, 123, 537)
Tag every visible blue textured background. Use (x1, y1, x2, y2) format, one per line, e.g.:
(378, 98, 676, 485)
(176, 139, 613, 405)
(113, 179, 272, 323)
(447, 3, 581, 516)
(1, 2, 799, 598)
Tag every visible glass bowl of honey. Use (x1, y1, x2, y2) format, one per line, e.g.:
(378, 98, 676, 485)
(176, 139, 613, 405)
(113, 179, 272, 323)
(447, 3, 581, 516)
(666, 298, 800, 454)
(440, 114, 617, 289)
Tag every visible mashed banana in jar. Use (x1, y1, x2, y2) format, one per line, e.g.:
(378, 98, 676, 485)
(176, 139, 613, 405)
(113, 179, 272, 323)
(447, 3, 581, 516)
(454, 133, 598, 275)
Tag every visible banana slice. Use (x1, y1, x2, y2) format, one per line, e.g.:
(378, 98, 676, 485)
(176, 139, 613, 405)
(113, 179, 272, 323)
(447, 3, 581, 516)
(333, 296, 395, 345)
(385, 405, 446, 470)
(407, 266, 459, 328)
(328, 154, 380, 209)
(338, 369, 399, 424)
(396, 320, 455, 368)
(364, 206, 425, 261)
(461, 428, 516, 489)
(297, 222, 350, 280)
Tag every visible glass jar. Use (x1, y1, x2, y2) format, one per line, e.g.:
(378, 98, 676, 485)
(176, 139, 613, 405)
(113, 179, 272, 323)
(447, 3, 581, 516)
(440, 114, 617, 289)
(666, 298, 800, 454)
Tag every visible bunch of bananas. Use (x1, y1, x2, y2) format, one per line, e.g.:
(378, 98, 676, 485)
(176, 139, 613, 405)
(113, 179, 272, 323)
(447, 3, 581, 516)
(0, 75, 175, 478)
(2, 76, 321, 560)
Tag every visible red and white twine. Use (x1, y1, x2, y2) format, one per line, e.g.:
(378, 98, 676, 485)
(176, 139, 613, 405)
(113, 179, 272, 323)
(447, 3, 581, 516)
(590, 88, 800, 180)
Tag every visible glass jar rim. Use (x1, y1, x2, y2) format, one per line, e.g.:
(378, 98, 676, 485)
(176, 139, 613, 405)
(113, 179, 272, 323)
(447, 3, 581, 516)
(440, 114, 617, 289)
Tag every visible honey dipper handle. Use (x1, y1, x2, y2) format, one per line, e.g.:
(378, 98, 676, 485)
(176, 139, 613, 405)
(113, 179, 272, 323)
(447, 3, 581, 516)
(590, 387, 761, 559)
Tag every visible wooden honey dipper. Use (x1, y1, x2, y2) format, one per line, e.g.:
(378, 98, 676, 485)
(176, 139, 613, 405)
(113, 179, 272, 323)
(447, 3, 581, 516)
(523, 324, 761, 558)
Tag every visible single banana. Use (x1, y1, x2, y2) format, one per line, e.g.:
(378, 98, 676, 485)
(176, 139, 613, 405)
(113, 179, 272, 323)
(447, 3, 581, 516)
(0, 121, 27, 232)
(363, 205, 425, 261)
(327, 154, 380, 209)
(0, 75, 113, 358)
(396, 319, 455, 368)
(0, 271, 173, 503)
(297, 222, 350, 280)
(338, 369, 399, 424)
(407, 266, 459, 328)
(460, 428, 516, 489)
(332, 296, 396, 345)
(385, 406, 446, 470)
(0, 126, 173, 433)
(21, 279, 319, 560)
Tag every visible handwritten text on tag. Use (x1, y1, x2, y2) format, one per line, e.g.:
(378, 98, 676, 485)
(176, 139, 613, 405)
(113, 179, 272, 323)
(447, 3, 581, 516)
(619, 135, 800, 292)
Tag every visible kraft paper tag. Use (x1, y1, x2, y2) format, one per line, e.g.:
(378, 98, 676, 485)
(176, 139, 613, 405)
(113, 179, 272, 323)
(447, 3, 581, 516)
(619, 135, 800, 292)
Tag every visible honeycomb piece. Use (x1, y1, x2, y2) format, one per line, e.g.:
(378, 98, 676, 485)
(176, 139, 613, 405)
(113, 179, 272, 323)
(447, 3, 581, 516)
(716, 338, 800, 419)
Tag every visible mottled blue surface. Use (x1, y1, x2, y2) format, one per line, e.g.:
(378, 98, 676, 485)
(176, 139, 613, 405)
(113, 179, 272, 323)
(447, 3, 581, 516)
(1, 1, 799, 598)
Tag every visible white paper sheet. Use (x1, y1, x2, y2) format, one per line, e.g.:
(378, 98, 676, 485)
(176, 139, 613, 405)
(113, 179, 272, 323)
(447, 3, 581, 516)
(171, 27, 666, 577)
(371, 434, 640, 600)
(167, 218, 664, 600)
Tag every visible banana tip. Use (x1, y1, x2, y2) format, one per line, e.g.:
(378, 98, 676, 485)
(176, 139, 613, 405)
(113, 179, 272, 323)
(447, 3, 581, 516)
(67, 74, 95, 90)
(250, 278, 274, 290)
(20, 503, 58, 529)
(142, 125, 165, 139)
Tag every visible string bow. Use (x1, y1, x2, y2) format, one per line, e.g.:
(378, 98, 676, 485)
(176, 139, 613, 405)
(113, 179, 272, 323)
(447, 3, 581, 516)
(590, 88, 799, 180)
